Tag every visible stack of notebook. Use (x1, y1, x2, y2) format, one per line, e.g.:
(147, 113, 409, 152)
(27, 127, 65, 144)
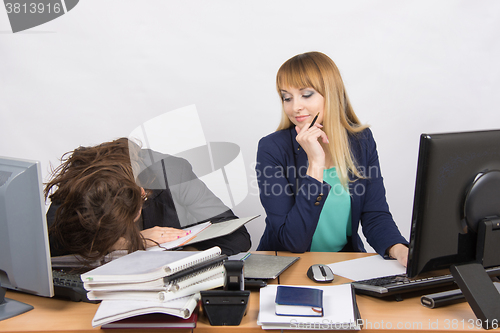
(258, 284, 362, 330)
(81, 246, 226, 328)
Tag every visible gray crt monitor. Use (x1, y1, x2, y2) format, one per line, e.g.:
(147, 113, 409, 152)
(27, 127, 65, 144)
(0, 157, 53, 321)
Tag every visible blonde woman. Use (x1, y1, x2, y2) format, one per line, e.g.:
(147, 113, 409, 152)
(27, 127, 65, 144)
(255, 52, 408, 266)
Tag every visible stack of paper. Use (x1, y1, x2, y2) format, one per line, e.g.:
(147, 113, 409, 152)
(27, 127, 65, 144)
(82, 246, 226, 328)
(258, 284, 362, 330)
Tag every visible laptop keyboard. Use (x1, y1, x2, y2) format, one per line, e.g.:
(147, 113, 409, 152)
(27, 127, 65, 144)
(52, 269, 97, 303)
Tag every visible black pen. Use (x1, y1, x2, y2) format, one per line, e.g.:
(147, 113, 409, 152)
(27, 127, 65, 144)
(309, 112, 320, 128)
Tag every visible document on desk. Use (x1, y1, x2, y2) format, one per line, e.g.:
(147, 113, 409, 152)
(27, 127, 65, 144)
(258, 284, 361, 330)
(327, 255, 406, 281)
(147, 215, 259, 251)
(147, 222, 212, 250)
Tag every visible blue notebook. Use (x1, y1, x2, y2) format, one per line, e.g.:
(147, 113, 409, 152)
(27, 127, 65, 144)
(275, 286, 323, 317)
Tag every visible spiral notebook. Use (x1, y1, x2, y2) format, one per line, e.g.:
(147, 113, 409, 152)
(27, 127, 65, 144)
(81, 246, 222, 284)
(86, 268, 224, 302)
(83, 254, 227, 291)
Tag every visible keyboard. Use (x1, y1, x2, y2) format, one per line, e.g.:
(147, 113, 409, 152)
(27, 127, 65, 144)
(52, 269, 98, 303)
(352, 266, 500, 299)
(352, 273, 455, 298)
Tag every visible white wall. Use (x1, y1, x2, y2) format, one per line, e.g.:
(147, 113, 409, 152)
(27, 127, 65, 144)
(1, 0, 500, 251)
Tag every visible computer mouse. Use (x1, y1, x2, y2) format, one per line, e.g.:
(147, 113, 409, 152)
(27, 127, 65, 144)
(307, 264, 335, 283)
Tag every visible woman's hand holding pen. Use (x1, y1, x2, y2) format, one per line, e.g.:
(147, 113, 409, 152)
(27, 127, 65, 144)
(295, 115, 329, 182)
(296, 123, 327, 160)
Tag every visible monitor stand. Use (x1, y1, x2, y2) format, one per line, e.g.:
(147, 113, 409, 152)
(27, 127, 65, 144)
(451, 263, 500, 330)
(458, 172, 500, 329)
(0, 286, 34, 322)
(450, 218, 500, 330)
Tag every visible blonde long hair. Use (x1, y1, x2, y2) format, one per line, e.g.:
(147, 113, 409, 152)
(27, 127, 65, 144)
(276, 51, 369, 186)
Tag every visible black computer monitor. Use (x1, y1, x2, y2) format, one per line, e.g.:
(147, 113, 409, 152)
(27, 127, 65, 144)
(0, 157, 54, 321)
(406, 129, 500, 328)
(407, 129, 500, 277)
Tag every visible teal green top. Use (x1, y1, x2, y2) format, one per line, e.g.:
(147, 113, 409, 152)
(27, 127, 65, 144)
(310, 167, 352, 252)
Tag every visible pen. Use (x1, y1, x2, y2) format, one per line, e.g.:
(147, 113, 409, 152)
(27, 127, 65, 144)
(309, 112, 320, 128)
(241, 252, 251, 261)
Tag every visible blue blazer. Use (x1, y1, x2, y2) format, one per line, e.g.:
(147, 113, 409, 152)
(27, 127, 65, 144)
(255, 127, 407, 256)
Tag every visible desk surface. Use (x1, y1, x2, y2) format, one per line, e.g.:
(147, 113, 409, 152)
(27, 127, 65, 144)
(277, 252, 483, 332)
(0, 252, 485, 332)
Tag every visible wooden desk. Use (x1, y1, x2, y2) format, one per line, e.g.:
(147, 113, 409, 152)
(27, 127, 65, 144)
(278, 252, 484, 332)
(0, 251, 277, 333)
(0, 252, 488, 332)
(276, 251, 372, 286)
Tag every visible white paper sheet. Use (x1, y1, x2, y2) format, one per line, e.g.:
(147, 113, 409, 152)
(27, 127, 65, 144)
(327, 255, 406, 281)
(148, 222, 211, 251)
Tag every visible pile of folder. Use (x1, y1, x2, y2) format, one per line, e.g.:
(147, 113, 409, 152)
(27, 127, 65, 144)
(81, 246, 226, 327)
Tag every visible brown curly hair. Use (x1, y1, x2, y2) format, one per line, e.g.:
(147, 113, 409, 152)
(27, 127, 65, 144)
(44, 138, 146, 262)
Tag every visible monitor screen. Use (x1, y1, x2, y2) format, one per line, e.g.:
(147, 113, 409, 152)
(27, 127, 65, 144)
(406, 129, 500, 278)
(0, 157, 53, 321)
